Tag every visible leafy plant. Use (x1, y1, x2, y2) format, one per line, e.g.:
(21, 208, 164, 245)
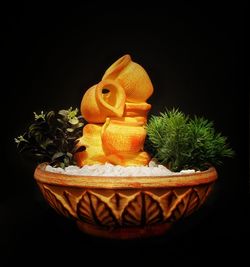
(15, 107, 84, 168)
(146, 108, 234, 171)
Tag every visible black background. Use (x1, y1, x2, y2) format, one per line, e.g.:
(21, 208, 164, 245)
(1, 2, 248, 265)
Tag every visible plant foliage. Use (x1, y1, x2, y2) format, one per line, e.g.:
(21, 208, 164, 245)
(146, 108, 234, 171)
(15, 107, 84, 168)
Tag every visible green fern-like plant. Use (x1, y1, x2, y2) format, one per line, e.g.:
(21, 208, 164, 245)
(15, 107, 84, 168)
(146, 108, 234, 171)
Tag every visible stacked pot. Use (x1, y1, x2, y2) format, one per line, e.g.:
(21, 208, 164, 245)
(75, 55, 154, 166)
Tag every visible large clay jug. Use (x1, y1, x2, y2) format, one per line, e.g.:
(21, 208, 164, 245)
(102, 55, 154, 103)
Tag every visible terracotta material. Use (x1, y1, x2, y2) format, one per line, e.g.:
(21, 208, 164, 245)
(34, 163, 218, 239)
(76, 55, 152, 167)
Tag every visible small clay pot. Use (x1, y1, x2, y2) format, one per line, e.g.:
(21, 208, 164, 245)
(101, 118, 147, 154)
(34, 163, 217, 239)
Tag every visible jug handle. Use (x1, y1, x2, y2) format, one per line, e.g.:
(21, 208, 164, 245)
(95, 79, 126, 117)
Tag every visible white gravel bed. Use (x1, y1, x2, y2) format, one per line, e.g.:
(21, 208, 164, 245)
(45, 161, 197, 177)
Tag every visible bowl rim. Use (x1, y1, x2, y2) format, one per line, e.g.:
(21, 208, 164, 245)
(34, 163, 218, 189)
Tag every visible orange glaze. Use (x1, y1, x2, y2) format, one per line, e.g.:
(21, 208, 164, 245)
(75, 55, 153, 167)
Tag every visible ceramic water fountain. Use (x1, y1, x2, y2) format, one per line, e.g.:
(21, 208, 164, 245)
(33, 55, 219, 239)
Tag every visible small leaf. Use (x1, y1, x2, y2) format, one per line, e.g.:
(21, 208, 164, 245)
(68, 108, 78, 120)
(66, 128, 74, 132)
(42, 138, 54, 148)
(46, 111, 55, 124)
(76, 122, 84, 128)
(34, 111, 45, 121)
(52, 152, 64, 160)
(56, 127, 65, 134)
(57, 118, 65, 124)
(66, 152, 73, 157)
(59, 162, 65, 169)
(69, 117, 79, 125)
(34, 153, 47, 158)
(18, 145, 32, 153)
(64, 157, 70, 166)
(14, 135, 28, 144)
(58, 110, 68, 117)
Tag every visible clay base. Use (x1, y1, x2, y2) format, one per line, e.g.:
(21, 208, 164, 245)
(76, 221, 172, 240)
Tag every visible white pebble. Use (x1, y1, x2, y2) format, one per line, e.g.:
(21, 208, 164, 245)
(45, 160, 196, 177)
(179, 169, 196, 174)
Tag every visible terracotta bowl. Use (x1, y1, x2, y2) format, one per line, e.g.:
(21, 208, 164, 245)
(34, 163, 217, 239)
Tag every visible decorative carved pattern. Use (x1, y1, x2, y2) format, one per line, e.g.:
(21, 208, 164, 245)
(167, 189, 194, 222)
(39, 185, 74, 218)
(77, 191, 118, 227)
(122, 192, 163, 226)
(199, 184, 213, 206)
(109, 192, 132, 222)
(183, 188, 201, 217)
(38, 182, 215, 228)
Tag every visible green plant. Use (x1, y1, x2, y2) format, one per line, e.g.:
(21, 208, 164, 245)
(15, 107, 84, 168)
(146, 108, 234, 171)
